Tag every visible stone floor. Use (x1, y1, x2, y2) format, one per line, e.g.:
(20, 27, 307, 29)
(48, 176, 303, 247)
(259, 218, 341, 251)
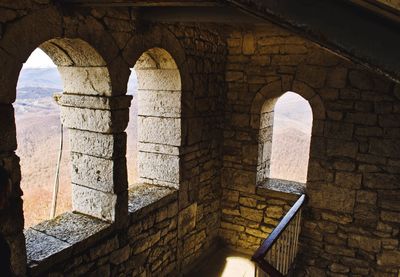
(187, 248, 255, 277)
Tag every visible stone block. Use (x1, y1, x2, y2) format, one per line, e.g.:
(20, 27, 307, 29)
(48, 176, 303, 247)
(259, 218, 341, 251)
(222, 168, 256, 194)
(178, 203, 197, 237)
(138, 151, 179, 187)
(72, 184, 117, 222)
(378, 190, 400, 211)
(308, 185, 355, 213)
(69, 129, 126, 158)
(364, 173, 399, 189)
(296, 64, 327, 88)
(348, 234, 381, 253)
(326, 67, 348, 88)
(377, 251, 400, 266)
(240, 206, 263, 222)
(136, 69, 181, 91)
(61, 106, 129, 133)
(138, 89, 180, 117)
(265, 206, 283, 219)
(335, 172, 362, 189)
(242, 33, 255, 55)
(327, 139, 357, 158)
(356, 190, 377, 204)
(138, 116, 180, 146)
(369, 138, 400, 159)
(71, 152, 127, 193)
(58, 66, 112, 96)
(324, 121, 354, 140)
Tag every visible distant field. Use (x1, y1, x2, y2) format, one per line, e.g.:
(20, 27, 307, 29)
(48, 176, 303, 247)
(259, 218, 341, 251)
(16, 68, 312, 228)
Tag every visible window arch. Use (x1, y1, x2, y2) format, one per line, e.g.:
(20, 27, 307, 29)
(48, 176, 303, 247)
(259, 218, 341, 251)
(257, 91, 313, 185)
(15, 38, 124, 224)
(126, 48, 182, 189)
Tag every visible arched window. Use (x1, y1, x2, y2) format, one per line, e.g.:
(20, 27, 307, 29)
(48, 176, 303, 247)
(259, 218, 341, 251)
(127, 48, 182, 189)
(16, 49, 70, 228)
(258, 92, 312, 185)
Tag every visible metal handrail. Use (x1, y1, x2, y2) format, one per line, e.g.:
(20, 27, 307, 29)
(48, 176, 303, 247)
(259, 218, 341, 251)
(252, 194, 306, 277)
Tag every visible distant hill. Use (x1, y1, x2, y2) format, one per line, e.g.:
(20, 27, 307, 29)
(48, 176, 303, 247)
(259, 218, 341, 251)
(17, 67, 62, 90)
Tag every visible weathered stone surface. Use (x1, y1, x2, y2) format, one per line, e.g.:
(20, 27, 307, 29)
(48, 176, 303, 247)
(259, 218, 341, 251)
(136, 69, 181, 91)
(138, 89, 180, 117)
(240, 206, 263, 222)
(25, 229, 71, 265)
(61, 106, 129, 133)
(32, 212, 110, 245)
(59, 67, 112, 96)
(242, 33, 255, 55)
(72, 184, 117, 221)
(128, 183, 176, 214)
(138, 151, 179, 187)
(71, 153, 126, 193)
(308, 185, 355, 213)
(377, 251, 400, 266)
(178, 203, 197, 237)
(138, 116, 181, 146)
(69, 130, 126, 158)
(348, 234, 381, 253)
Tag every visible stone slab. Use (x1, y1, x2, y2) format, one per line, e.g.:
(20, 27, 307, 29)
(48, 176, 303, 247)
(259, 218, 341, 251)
(128, 183, 177, 218)
(32, 212, 111, 245)
(25, 228, 71, 266)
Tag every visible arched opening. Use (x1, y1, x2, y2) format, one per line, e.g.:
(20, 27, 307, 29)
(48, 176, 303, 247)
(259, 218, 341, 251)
(16, 49, 70, 228)
(15, 38, 116, 228)
(258, 92, 312, 185)
(126, 48, 182, 189)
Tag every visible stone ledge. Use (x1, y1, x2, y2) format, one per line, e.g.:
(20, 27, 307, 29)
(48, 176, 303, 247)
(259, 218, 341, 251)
(257, 178, 305, 201)
(25, 212, 112, 275)
(128, 183, 177, 221)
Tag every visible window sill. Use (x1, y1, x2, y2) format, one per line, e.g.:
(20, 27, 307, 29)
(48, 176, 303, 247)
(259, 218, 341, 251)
(128, 183, 177, 221)
(25, 212, 112, 275)
(257, 178, 305, 200)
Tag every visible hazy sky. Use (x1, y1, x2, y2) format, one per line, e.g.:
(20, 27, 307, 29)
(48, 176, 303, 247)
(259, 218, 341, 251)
(23, 49, 56, 68)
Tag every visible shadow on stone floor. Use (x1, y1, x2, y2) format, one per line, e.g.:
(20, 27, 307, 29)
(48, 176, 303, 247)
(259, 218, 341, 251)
(186, 248, 255, 277)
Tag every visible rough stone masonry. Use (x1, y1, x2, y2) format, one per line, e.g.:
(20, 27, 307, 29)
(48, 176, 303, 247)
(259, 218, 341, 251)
(0, 1, 398, 277)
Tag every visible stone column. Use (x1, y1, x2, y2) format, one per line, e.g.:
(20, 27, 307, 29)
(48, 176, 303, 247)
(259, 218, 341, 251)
(59, 94, 131, 224)
(135, 68, 181, 189)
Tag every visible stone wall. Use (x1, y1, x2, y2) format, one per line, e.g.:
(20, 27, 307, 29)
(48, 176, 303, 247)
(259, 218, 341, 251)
(220, 24, 400, 276)
(0, 3, 225, 276)
(0, 2, 399, 277)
